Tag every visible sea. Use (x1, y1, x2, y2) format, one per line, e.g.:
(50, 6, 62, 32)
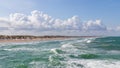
(0, 36, 120, 68)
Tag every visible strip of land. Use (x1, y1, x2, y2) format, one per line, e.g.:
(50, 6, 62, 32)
(0, 35, 96, 43)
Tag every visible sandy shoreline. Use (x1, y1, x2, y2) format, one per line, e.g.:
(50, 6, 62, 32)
(0, 38, 74, 43)
(0, 35, 97, 43)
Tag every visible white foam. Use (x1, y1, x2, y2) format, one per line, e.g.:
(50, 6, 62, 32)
(107, 50, 120, 54)
(29, 59, 120, 68)
(0, 56, 8, 60)
(50, 48, 58, 54)
(86, 40, 92, 43)
(4, 47, 39, 51)
(65, 59, 120, 68)
(48, 55, 53, 62)
(29, 61, 47, 68)
(61, 43, 74, 48)
(0, 42, 41, 48)
(76, 38, 95, 44)
(86, 38, 95, 43)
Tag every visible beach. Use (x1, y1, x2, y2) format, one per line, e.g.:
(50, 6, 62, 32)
(0, 35, 96, 43)
(0, 37, 72, 43)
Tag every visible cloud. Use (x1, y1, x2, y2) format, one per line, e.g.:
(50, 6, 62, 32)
(8, 10, 82, 31)
(9, 13, 32, 30)
(116, 26, 120, 31)
(83, 20, 107, 31)
(29, 10, 54, 30)
(53, 16, 81, 30)
(0, 18, 10, 30)
(0, 10, 118, 35)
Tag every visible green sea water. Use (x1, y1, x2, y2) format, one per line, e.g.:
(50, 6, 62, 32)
(0, 37, 120, 68)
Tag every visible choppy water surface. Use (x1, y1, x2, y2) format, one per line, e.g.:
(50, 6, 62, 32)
(0, 37, 120, 68)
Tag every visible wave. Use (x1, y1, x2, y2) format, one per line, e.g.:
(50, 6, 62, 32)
(0, 36, 120, 68)
(17, 59, 120, 68)
(107, 50, 120, 54)
(3, 47, 39, 51)
(76, 38, 95, 43)
(63, 59, 120, 68)
(69, 54, 99, 59)
(61, 43, 74, 48)
(50, 48, 65, 54)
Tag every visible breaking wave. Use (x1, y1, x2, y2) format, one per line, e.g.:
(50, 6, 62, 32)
(0, 37, 120, 68)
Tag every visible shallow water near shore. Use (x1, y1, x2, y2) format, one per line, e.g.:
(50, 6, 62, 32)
(0, 37, 120, 68)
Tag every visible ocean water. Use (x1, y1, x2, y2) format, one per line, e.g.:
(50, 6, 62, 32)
(0, 37, 120, 68)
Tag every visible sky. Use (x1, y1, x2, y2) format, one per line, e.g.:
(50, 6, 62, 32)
(0, 0, 120, 36)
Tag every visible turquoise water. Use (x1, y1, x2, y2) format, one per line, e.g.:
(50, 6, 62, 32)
(0, 37, 120, 68)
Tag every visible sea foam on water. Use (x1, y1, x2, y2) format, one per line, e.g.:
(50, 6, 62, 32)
(0, 37, 120, 68)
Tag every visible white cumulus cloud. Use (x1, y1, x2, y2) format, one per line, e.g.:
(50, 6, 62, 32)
(0, 10, 117, 35)
(8, 10, 82, 31)
(83, 20, 107, 31)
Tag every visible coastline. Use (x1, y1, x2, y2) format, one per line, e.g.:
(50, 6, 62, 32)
(0, 37, 75, 43)
(0, 35, 97, 43)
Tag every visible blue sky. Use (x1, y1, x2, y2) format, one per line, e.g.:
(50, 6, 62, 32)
(0, 0, 120, 36)
(0, 0, 120, 26)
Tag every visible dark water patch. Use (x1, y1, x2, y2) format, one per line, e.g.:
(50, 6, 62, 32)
(56, 49, 65, 54)
(23, 52, 52, 63)
(69, 54, 99, 59)
(99, 45, 120, 50)
(93, 37, 120, 44)
(69, 55, 78, 58)
(49, 55, 65, 61)
(79, 54, 99, 59)
(100, 54, 120, 60)
(91, 44, 120, 50)
(86, 37, 120, 51)
(23, 56, 49, 63)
